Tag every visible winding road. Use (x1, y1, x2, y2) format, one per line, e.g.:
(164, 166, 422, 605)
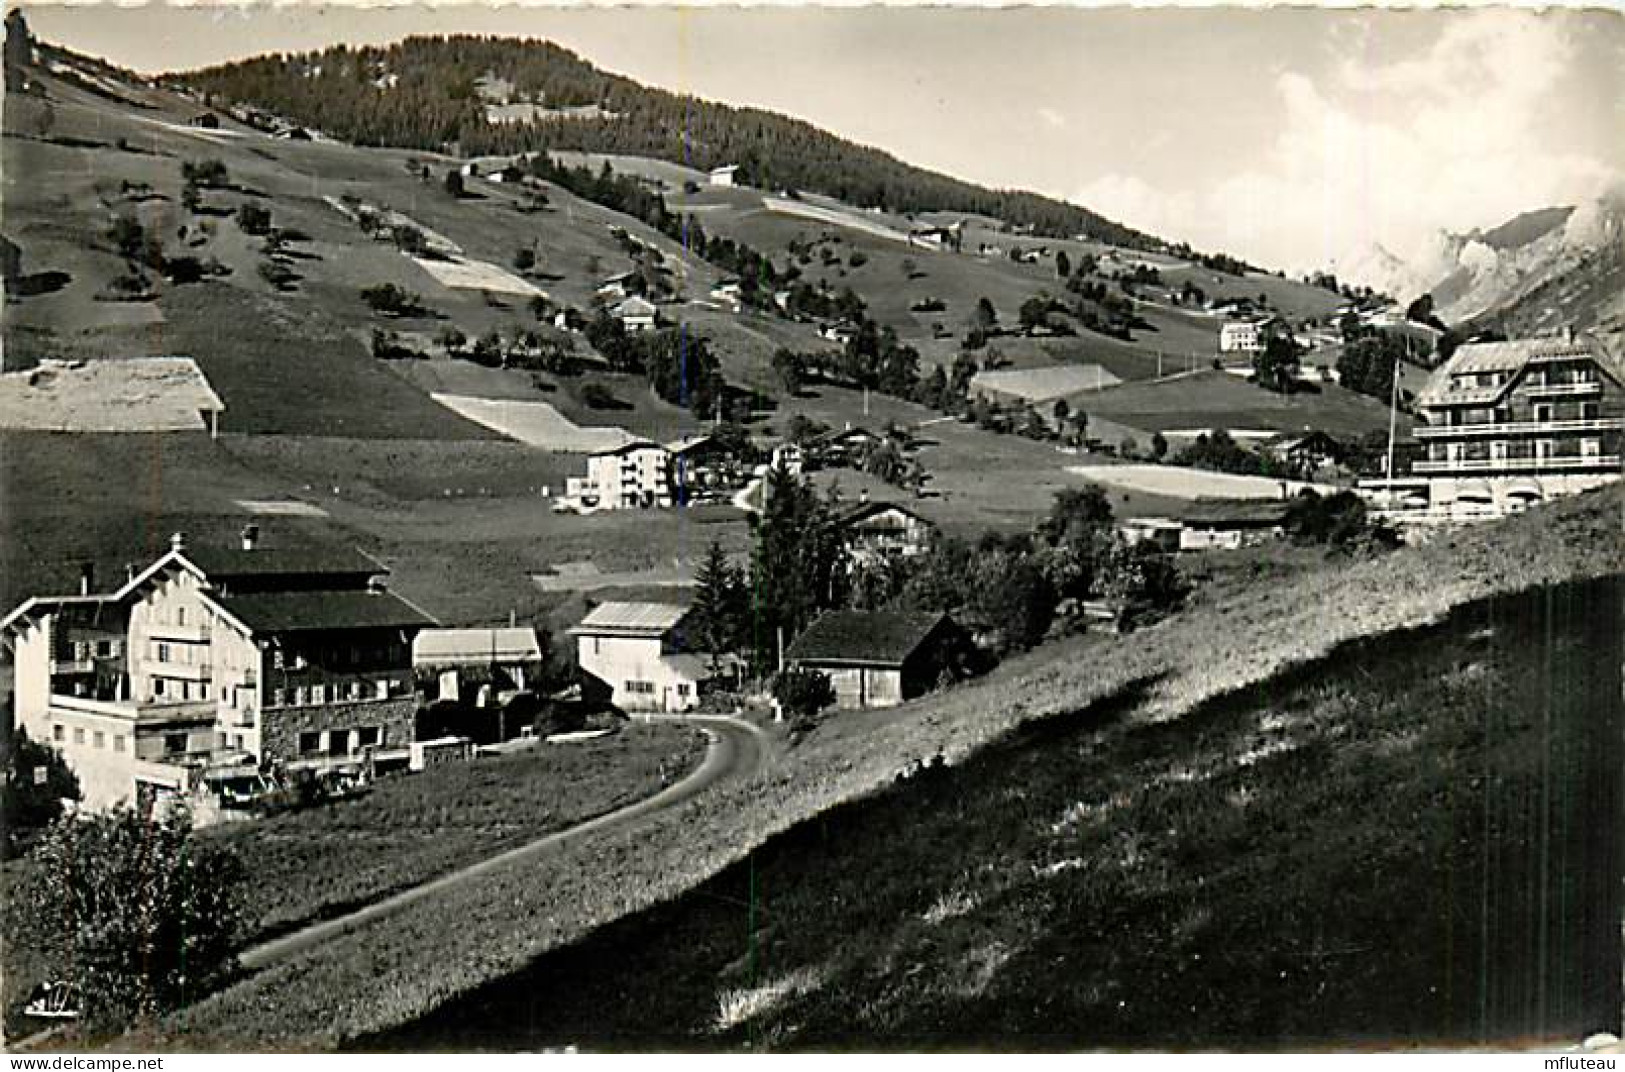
(238, 715, 770, 972)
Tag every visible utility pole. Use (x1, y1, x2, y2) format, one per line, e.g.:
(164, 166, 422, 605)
(1383, 345, 1402, 495)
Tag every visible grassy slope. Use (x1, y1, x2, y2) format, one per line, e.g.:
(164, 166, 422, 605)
(377, 573, 1621, 1050)
(138, 487, 1621, 1049)
(2, 722, 707, 1036)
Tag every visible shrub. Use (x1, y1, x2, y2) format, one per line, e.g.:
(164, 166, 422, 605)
(235, 202, 272, 236)
(580, 382, 625, 410)
(1, 728, 80, 859)
(180, 158, 228, 189)
(12, 805, 245, 1033)
(258, 260, 298, 291)
(360, 283, 429, 317)
(772, 666, 836, 730)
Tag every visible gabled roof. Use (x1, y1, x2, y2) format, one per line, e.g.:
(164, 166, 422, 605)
(414, 627, 543, 665)
(570, 601, 688, 638)
(182, 545, 385, 581)
(1416, 335, 1624, 410)
(836, 500, 932, 530)
(1180, 498, 1293, 527)
(202, 590, 435, 635)
(613, 296, 657, 318)
(590, 437, 666, 458)
(786, 610, 951, 668)
(0, 594, 119, 639)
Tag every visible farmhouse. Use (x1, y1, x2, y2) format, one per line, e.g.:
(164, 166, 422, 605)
(612, 296, 659, 333)
(1177, 498, 1292, 550)
(785, 610, 964, 710)
(563, 439, 674, 511)
(1, 528, 434, 812)
(1117, 516, 1184, 552)
(570, 602, 729, 712)
(668, 433, 748, 503)
(1263, 430, 1346, 474)
(835, 499, 937, 565)
(1375, 331, 1625, 521)
(413, 626, 544, 703)
(805, 425, 881, 469)
(708, 164, 740, 188)
(597, 271, 638, 301)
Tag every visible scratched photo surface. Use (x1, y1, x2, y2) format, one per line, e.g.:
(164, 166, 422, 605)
(1, 2, 1622, 1054)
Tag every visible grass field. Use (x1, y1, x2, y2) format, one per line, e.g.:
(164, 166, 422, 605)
(373, 575, 1621, 1050)
(1079, 368, 1406, 440)
(124, 489, 1621, 1050)
(1, 721, 708, 1037)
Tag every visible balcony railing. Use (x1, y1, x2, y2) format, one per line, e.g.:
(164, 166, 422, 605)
(1413, 417, 1621, 438)
(1412, 455, 1621, 474)
(1522, 380, 1603, 397)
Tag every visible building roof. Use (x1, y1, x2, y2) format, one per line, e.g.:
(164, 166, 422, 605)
(204, 590, 436, 634)
(413, 627, 543, 666)
(182, 544, 385, 581)
(613, 296, 657, 318)
(589, 437, 667, 459)
(786, 610, 951, 668)
(570, 601, 688, 637)
(1416, 335, 1624, 409)
(836, 500, 932, 529)
(1179, 498, 1294, 527)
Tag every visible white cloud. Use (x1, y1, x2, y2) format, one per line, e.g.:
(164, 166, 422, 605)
(1073, 12, 1619, 282)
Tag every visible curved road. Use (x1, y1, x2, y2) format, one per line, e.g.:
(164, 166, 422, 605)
(238, 715, 769, 972)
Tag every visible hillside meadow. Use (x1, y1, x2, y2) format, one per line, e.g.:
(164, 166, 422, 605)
(110, 486, 1621, 1050)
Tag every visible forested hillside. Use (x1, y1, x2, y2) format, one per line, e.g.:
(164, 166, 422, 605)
(169, 35, 1163, 247)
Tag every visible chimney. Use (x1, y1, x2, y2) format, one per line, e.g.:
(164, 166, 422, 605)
(79, 562, 94, 596)
(125, 563, 136, 583)
(169, 532, 186, 553)
(366, 574, 386, 595)
(859, 487, 870, 504)
(241, 523, 260, 552)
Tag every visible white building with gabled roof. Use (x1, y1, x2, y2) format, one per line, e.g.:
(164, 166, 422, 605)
(569, 601, 730, 712)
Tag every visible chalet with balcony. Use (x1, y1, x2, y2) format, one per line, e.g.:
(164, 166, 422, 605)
(1, 528, 435, 812)
(1395, 333, 1623, 520)
(834, 499, 937, 566)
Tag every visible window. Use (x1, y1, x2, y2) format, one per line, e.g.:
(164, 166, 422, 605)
(1581, 438, 1601, 458)
(73, 726, 84, 745)
(53, 725, 64, 743)
(272, 648, 285, 670)
(96, 639, 112, 658)
(1536, 439, 1555, 460)
(298, 731, 322, 755)
(375, 680, 390, 700)
(113, 735, 126, 754)
(356, 726, 381, 748)
(272, 687, 286, 707)
(625, 680, 656, 694)
(164, 733, 187, 755)
(677, 683, 691, 697)
(1582, 402, 1600, 421)
(293, 685, 307, 706)
(94, 731, 105, 749)
(73, 640, 89, 661)
(312, 683, 326, 704)
(1533, 403, 1553, 423)
(176, 607, 186, 627)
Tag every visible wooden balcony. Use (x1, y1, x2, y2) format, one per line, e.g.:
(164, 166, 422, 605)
(1412, 455, 1621, 474)
(1413, 417, 1621, 438)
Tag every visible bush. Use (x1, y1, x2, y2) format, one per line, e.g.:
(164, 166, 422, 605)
(180, 158, 228, 189)
(235, 202, 272, 236)
(1, 728, 80, 859)
(772, 666, 836, 730)
(580, 382, 626, 410)
(360, 283, 429, 318)
(258, 260, 299, 292)
(163, 255, 207, 285)
(12, 805, 245, 1033)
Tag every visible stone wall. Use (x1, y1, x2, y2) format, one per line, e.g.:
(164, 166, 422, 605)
(260, 696, 416, 765)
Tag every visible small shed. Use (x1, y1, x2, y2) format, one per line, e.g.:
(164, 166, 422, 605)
(709, 165, 740, 188)
(785, 610, 963, 709)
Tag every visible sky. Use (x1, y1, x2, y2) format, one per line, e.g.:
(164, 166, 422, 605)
(16, 3, 1625, 277)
